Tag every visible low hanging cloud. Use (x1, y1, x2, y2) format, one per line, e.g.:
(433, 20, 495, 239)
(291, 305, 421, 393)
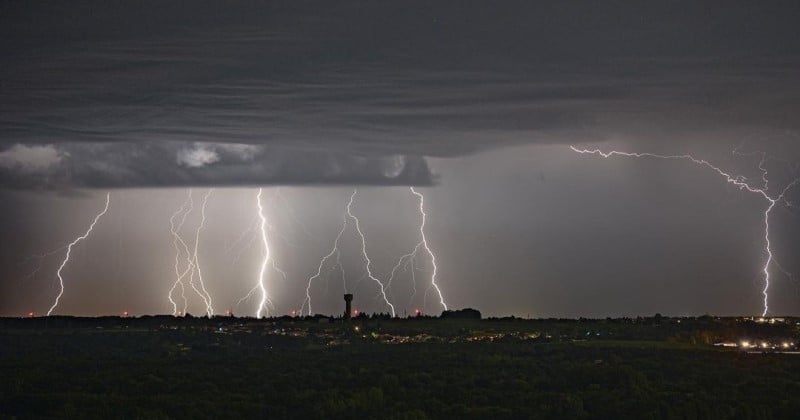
(0, 141, 435, 190)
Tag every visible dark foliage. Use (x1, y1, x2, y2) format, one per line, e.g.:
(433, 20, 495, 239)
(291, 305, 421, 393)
(1, 316, 799, 419)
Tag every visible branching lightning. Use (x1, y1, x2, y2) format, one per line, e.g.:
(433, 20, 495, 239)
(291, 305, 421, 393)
(46, 193, 111, 316)
(347, 190, 396, 317)
(571, 145, 800, 316)
(168, 190, 193, 315)
(386, 247, 418, 296)
(188, 189, 215, 316)
(300, 207, 348, 316)
(167, 189, 215, 317)
(386, 188, 448, 314)
(301, 188, 447, 317)
(233, 188, 292, 317)
(410, 187, 448, 312)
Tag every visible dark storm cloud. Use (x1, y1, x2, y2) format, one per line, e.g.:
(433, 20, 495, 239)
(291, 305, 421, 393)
(1, 0, 800, 189)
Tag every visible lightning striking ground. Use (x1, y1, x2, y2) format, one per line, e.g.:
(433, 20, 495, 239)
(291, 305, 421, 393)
(254, 188, 272, 318)
(347, 190, 396, 317)
(300, 208, 348, 316)
(188, 189, 215, 316)
(571, 146, 800, 316)
(167, 190, 193, 315)
(385, 188, 448, 314)
(46, 193, 111, 316)
(410, 187, 448, 312)
(167, 189, 216, 317)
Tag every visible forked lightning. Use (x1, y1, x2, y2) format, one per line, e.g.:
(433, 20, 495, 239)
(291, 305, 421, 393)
(571, 146, 800, 316)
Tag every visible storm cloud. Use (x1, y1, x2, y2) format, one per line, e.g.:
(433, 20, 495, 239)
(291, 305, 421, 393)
(2, 0, 800, 189)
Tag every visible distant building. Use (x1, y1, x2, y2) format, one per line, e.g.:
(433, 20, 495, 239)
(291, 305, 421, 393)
(441, 308, 482, 320)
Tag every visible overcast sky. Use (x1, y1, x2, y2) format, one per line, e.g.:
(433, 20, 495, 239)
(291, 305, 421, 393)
(1, 0, 799, 317)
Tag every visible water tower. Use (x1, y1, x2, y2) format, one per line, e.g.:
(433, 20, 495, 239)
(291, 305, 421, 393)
(343, 294, 353, 319)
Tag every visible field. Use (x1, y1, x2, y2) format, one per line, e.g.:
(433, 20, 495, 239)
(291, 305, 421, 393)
(2, 315, 800, 419)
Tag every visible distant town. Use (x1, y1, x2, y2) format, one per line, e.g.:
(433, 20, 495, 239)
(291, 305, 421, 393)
(4, 311, 799, 353)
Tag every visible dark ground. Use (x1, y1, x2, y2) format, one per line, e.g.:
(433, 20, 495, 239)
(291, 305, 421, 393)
(2, 315, 800, 419)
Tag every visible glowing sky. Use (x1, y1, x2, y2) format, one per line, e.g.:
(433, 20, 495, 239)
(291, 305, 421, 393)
(1, 1, 799, 316)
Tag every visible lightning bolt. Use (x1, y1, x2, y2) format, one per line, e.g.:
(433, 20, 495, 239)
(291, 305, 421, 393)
(385, 187, 448, 314)
(410, 187, 448, 312)
(347, 190, 396, 317)
(168, 190, 193, 315)
(406, 257, 418, 308)
(254, 188, 272, 318)
(167, 189, 215, 317)
(300, 199, 349, 316)
(571, 146, 800, 316)
(46, 192, 111, 316)
(334, 246, 346, 294)
(235, 188, 291, 317)
(385, 248, 418, 298)
(188, 189, 215, 316)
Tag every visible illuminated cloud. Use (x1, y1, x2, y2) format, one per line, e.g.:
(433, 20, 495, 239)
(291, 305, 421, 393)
(0, 144, 62, 172)
(176, 144, 220, 168)
(0, 141, 435, 189)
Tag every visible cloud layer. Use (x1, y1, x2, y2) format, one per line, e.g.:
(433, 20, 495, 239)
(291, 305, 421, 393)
(0, 141, 434, 189)
(2, 0, 799, 188)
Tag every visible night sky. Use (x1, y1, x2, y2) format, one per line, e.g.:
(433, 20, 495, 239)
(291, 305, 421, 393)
(1, 1, 799, 317)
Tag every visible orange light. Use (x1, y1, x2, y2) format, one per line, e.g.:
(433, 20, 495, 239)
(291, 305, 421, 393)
(27, 312, 34, 317)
